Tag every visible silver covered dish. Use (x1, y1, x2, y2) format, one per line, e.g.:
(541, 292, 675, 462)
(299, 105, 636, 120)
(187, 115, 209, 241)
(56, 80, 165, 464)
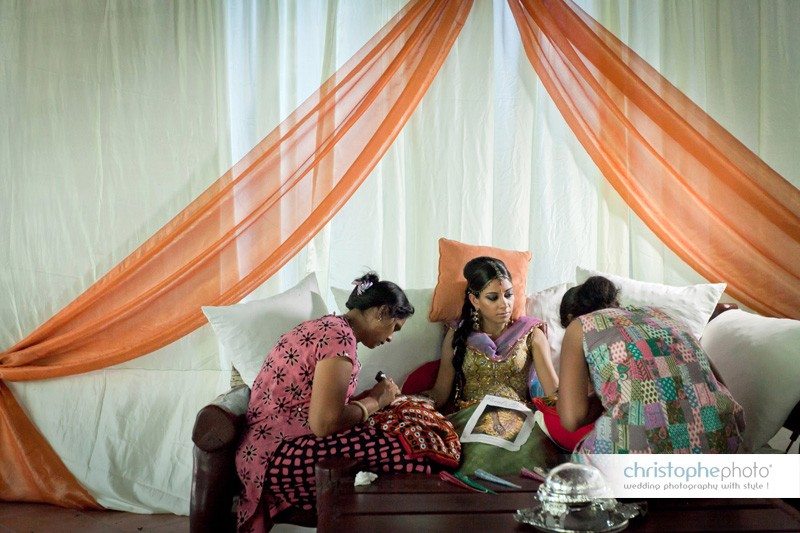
(515, 463, 646, 533)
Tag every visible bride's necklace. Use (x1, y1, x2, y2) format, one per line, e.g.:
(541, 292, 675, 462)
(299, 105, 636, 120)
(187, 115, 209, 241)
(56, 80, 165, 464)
(485, 320, 511, 340)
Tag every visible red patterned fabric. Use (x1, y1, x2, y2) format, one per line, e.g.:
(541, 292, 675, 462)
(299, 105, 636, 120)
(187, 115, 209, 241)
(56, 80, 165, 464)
(370, 398, 461, 469)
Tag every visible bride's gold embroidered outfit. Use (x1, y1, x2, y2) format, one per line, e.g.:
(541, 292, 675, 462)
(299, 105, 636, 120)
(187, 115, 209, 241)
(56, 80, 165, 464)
(458, 332, 532, 408)
(448, 316, 564, 474)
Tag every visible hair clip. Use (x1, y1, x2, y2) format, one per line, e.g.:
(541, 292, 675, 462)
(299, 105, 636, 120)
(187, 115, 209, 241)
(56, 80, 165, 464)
(352, 278, 373, 295)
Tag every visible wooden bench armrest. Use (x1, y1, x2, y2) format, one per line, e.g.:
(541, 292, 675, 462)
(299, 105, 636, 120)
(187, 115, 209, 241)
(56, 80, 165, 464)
(192, 385, 251, 452)
(710, 302, 738, 322)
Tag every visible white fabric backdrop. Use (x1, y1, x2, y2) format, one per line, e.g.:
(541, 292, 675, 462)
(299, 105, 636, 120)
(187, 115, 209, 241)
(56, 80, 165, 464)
(1, 0, 797, 514)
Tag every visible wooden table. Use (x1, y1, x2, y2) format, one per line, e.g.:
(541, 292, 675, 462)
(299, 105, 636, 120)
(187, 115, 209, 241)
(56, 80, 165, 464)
(315, 459, 800, 532)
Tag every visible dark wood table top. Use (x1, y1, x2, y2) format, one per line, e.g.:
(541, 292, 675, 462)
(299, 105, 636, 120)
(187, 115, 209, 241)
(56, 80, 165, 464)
(315, 460, 800, 532)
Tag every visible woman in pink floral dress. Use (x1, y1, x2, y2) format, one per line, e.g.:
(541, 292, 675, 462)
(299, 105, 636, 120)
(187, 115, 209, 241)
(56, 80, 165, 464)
(235, 273, 431, 532)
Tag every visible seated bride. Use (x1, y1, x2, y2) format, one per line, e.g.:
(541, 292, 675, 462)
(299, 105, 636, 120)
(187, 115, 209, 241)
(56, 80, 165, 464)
(420, 256, 565, 475)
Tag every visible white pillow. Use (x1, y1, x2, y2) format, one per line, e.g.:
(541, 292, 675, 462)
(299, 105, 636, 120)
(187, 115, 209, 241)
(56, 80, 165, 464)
(332, 287, 445, 394)
(202, 273, 329, 388)
(701, 309, 800, 452)
(526, 282, 574, 370)
(576, 267, 725, 339)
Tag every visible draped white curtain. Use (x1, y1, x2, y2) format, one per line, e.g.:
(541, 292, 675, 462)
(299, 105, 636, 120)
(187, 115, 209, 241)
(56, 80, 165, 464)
(324, 0, 800, 293)
(1, 0, 233, 514)
(2, 0, 797, 514)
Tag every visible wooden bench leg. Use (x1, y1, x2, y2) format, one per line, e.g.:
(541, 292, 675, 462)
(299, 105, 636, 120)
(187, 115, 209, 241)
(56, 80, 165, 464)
(315, 457, 361, 532)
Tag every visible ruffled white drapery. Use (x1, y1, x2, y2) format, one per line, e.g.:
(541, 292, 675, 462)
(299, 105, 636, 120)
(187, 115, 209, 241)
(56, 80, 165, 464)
(2, 0, 797, 514)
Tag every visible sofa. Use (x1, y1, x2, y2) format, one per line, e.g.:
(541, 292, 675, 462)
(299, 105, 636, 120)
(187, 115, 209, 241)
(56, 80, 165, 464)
(190, 260, 800, 532)
(190, 293, 800, 531)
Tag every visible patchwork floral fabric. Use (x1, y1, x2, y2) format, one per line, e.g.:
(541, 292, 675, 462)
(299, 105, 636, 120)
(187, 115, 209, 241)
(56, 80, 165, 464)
(577, 306, 744, 454)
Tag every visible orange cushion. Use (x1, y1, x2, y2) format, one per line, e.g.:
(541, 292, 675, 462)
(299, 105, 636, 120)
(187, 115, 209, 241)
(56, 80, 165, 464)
(428, 238, 531, 323)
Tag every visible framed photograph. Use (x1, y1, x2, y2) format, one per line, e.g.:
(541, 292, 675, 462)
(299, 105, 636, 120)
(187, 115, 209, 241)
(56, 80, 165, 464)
(460, 395, 535, 451)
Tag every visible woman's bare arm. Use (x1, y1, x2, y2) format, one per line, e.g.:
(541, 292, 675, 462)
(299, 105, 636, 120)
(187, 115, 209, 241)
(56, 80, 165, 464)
(529, 327, 559, 396)
(557, 320, 595, 431)
(309, 357, 400, 437)
(420, 328, 457, 409)
(308, 357, 366, 437)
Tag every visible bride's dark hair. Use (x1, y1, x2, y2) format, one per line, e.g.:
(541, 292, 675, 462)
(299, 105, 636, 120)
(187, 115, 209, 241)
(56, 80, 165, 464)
(449, 257, 511, 403)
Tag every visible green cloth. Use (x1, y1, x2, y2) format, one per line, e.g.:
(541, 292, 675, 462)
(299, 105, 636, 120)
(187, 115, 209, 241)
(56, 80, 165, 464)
(449, 404, 567, 476)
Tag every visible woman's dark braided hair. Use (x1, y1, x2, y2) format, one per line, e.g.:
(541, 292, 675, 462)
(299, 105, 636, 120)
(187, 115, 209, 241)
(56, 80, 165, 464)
(559, 275, 620, 328)
(450, 257, 511, 403)
(345, 271, 415, 319)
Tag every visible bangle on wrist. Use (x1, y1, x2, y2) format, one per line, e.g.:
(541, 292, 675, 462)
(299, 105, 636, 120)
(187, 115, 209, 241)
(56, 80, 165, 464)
(350, 400, 370, 423)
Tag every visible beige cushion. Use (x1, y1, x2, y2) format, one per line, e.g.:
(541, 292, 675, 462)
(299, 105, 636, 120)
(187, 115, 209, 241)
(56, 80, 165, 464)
(577, 266, 725, 340)
(701, 309, 800, 452)
(526, 282, 574, 370)
(202, 273, 328, 388)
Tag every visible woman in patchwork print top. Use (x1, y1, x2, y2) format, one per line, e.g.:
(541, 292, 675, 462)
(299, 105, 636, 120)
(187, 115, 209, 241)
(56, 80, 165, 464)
(557, 275, 744, 454)
(235, 272, 434, 532)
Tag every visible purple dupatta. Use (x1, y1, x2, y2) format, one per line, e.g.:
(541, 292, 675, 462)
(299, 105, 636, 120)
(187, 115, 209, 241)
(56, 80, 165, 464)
(464, 315, 547, 398)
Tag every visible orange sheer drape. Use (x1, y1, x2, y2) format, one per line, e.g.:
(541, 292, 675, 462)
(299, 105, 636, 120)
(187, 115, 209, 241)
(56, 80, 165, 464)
(0, 381, 99, 508)
(0, 0, 472, 505)
(509, 0, 800, 319)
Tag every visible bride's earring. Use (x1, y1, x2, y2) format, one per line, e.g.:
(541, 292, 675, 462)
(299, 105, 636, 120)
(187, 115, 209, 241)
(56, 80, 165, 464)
(471, 308, 480, 331)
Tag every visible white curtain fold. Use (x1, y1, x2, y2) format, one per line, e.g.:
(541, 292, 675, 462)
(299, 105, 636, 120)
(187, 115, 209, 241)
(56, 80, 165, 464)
(1, 0, 797, 514)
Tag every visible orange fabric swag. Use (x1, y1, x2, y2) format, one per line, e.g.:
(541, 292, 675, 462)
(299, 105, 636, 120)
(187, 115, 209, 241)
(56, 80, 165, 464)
(0, 382, 99, 509)
(0, 0, 473, 505)
(509, 0, 800, 319)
